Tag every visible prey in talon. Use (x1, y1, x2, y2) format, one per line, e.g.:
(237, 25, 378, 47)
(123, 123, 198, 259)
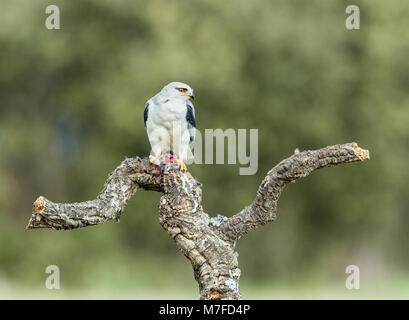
(144, 82, 196, 174)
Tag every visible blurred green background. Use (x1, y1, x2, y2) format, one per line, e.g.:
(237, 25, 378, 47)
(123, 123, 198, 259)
(1, 0, 408, 299)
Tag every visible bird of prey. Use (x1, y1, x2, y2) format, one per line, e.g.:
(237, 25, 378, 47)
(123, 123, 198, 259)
(144, 82, 196, 171)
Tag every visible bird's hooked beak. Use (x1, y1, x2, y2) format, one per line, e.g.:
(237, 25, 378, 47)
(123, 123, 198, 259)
(182, 92, 194, 100)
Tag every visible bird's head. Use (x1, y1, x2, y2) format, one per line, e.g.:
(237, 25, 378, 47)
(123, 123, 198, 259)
(160, 82, 194, 101)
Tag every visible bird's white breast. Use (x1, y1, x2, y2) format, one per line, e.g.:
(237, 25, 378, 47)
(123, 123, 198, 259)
(149, 98, 188, 130)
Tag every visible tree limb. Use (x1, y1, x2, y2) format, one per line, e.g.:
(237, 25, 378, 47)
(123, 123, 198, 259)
(219, 142, 369, 241)
(27, 157, 163, 230)
(27, 142, 369, 299)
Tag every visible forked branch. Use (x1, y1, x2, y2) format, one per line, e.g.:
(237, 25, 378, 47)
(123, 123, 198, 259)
(27, 142, 369, 299)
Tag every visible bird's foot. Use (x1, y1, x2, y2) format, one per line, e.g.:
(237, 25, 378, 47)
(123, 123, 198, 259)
(150, 154, 166, 166)
(177, 159, 188, 172)
(149, 154, 157, 164)
(148, 155, 163, 176)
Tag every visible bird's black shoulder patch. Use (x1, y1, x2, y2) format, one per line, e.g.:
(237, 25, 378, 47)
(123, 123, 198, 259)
(186, 101, 196, 129)
(186, 101, 196, 143)
(144, 102, 149, 127)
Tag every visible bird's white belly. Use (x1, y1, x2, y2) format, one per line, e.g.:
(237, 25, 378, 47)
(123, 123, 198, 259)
(152, 101, 186, 128)
(146, 100, 190, 159)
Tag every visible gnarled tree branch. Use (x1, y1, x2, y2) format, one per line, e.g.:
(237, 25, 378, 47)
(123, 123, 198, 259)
(219, 143, 369, 241)
(27, 157, 163, 230)
(27, 142, 369, 299)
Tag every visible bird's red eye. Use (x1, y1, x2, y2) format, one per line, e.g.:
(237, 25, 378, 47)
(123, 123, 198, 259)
(179, 88, 184, 93)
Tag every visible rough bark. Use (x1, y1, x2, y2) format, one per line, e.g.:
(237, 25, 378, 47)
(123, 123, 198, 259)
(27, 142, 369, 299)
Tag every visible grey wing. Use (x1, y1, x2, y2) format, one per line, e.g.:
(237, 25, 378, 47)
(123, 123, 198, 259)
(186, 100, 196, 143)
(144, 102, 149, 127)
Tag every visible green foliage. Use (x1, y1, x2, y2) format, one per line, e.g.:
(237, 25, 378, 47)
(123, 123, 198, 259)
(0, 0, 408, 297)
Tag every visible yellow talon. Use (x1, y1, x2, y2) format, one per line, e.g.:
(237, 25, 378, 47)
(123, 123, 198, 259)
(149, 154, 160, 164)
(177, 159, 187, 171)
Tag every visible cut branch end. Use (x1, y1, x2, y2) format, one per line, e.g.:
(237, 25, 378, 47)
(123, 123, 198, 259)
(353, 143, 370, 161)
